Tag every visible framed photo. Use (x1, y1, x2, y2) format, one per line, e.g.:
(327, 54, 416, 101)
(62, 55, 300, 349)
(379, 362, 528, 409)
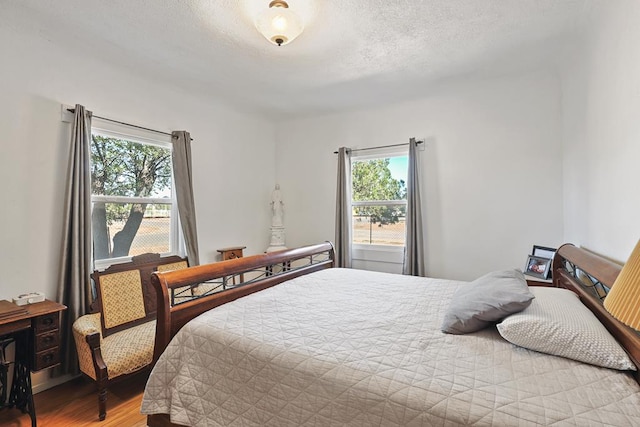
(532, 245, 557, 260)
(524, 255, 552, 279)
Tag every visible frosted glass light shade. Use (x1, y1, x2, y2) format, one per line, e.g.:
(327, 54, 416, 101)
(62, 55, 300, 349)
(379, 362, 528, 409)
(255, 1, 303, 46)
(604, 239, 640, 331)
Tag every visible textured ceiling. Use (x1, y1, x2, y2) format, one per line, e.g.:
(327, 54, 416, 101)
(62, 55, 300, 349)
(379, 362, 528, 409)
(3, 0, 600, 119)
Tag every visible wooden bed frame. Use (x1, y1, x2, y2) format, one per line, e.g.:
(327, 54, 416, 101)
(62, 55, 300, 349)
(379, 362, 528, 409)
(146, 242, 640, 427)
(149, 242, 335, 365)
(552, 243, 640, 380)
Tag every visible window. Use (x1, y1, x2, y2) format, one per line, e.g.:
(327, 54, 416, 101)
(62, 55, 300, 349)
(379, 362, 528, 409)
(352, 152, 408, 247)
(90, 127, 179, 268)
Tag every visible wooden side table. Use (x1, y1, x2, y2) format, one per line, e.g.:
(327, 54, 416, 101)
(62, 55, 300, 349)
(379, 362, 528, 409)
(217, 246, 246, 285)
(525, 274, 553, 287)
(217, 246, 246, 261)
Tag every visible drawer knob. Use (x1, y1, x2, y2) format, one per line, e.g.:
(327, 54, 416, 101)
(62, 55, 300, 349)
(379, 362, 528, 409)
(44, 354, 54, 363)
(43, 317, 54, 326)
(44, 336, 54, 344)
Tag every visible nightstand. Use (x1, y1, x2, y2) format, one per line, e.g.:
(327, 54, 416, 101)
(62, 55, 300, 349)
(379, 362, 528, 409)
(525, 274, 553, 287)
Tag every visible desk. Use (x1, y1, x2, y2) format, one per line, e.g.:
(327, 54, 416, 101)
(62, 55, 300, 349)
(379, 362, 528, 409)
(0, 300, 66, 427)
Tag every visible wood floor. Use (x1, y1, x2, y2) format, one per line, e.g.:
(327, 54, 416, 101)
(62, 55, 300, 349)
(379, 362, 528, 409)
(0, 375, 147, 426)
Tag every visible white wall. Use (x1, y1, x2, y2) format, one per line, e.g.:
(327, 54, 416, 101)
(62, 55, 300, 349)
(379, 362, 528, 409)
(0, 26, 276, 302)
(276, 71, 564, 280)
(559, 42, 589, 250)
(561, 1, 640, 263)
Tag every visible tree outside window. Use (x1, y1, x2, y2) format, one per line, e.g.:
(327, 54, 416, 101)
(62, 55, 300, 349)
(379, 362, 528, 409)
(352, 155, 408, 246)
(90, 133, 178, 264)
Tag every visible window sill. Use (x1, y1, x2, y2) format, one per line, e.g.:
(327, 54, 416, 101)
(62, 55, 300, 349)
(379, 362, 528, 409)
(353, 245, 404, 264)
(353, 244, 404, 252)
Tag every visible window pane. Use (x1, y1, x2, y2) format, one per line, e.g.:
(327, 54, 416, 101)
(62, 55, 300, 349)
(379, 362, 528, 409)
(352, 156, 407, 202)
(353, 204, 406, 246)
(90, 135, 172, 198)
(92, 202, 172, 260)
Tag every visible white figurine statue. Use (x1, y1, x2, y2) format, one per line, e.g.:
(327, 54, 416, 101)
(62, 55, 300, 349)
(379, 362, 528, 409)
(270, 184, 284, 227)
(267, 184, 287, 252)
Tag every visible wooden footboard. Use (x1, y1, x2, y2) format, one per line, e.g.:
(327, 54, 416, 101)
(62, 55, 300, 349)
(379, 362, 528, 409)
(552, 243, 640, 378)
(150, 242, 335, 364)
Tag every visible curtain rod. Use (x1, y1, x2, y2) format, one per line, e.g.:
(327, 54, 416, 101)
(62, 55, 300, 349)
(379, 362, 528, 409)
(333, 140, 422, 154)
(66, 108, 193, 141)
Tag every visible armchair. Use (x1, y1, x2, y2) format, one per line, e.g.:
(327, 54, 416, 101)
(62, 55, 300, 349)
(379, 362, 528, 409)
(72, 253, 188, 421)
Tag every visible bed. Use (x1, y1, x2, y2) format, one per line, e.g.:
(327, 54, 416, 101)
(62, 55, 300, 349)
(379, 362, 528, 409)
(141, 242, 640, 426)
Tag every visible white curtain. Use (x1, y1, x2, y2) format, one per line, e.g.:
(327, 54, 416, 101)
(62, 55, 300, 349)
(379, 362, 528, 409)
(403, 138, 425, 276)
(172, 131, 200, 266)
(335, 147, 352, 267)
(56, 104, 93, 375)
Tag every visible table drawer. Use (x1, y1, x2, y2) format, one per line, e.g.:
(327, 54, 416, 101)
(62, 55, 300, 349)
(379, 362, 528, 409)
(35, 330, 59, 352)
(34, 313, 59, 333)
(224, 249, 243, 260)
(33, 347, 60, 371)
(0, 318, 30, 336)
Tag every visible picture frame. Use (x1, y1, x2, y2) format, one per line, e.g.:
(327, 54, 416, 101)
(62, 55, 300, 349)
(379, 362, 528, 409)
(531, 245, 556, 279)
(524, 255, 552, 279)
(532, 245, 557, 260)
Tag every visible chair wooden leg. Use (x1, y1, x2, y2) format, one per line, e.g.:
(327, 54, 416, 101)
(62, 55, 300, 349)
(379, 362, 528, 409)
(87, 332, 109, 421)
(98, 387, 107, 421)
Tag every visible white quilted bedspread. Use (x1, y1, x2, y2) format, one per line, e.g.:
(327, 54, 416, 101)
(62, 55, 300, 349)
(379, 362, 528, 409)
(141, 268, 640, 426)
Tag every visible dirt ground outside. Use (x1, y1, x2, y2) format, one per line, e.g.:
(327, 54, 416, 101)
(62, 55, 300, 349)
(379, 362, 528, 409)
(107, 216, 171, 256)
(353, 218, 405, 246)
(107, 216, 405, 257)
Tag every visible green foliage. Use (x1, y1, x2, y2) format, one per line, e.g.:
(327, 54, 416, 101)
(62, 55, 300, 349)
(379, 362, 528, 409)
(91, 135, 172, 259)
(91, 136, 172, 196)
(91, 135, 171, 225)
(352, 158, 406, 225)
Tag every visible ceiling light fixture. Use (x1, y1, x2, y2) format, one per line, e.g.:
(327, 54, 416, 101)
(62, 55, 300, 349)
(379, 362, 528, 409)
(255, 0, 303, 46)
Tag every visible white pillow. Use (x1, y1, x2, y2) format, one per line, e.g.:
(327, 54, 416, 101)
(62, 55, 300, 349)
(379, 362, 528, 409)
(497, 287, 636, 371)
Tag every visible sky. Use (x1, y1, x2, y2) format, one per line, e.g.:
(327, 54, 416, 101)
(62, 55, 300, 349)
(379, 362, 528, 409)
(388, 156, 408, 182)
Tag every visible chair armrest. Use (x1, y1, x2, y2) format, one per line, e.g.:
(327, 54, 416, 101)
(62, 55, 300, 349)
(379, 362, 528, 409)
(73, 312, 102, 339)
(72, 313, 107, 381)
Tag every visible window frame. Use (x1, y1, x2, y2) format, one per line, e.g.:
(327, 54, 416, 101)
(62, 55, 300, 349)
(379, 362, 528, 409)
(351, 147, 408, 252)
(90, 121, 182, 270)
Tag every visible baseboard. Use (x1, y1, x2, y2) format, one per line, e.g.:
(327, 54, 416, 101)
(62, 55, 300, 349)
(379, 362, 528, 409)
(32, 372, 80, 394)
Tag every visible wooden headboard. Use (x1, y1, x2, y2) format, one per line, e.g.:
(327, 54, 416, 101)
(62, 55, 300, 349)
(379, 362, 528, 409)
(552, 243, 640, 379)
(150, 242, 335, 364)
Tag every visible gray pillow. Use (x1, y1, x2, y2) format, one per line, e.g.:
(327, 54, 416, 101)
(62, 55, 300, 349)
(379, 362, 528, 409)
(441, 269, 534, 334)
